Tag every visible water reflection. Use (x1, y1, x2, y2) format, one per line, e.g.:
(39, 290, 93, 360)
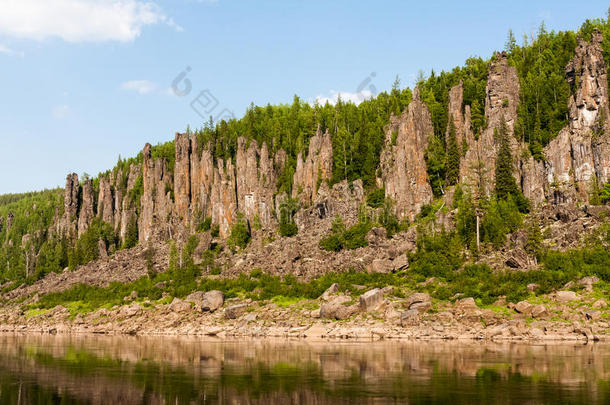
(0, 334, 608, 404)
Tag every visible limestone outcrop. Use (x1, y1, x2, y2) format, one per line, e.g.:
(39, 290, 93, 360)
(543, 30, 610, 204)
(292, 126, 333, 205)
(379, 88, 434, 221)
(76, 178, 94, 238)
(97, 175, 114, 226)
(57, 173, 79, 237)
(461, 52, 521, 196)
(139, 143, 173, 242)
(50, 31, 610, 265)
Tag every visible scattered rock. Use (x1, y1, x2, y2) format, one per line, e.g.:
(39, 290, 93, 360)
(320, 296, 358, 320)
(531, 304, 549, 319)
(592, 299, 607, 309)
(455, 297, 477, 310)
(400, 309, 420, 326)
(514, 301, 533, 315)
(169, 298, 191, 313)
(359, 288, 384, 312)
(586, 310, 601, 321)
(555, 291, 579, 302)
(319, 283, 339, 301)
(393, 254, 409, 270)
(224, 304, 247, 319)
(527, 284, 539, 293)
(370, 259, 392, 273)
(201, 290, 225, 312)
(120, 304, 142, 318)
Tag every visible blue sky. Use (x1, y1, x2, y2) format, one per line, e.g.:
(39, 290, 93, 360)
(0, 0, 608, 194)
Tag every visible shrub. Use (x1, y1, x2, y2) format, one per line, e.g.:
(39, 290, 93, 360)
(210, 224, 220, 238)
(198, 217, 212, 232)
(279, 198, 299, 237)
(227, 213, 251, 250)
(366, 188, 386, 208)
(319, 216, 371, 252)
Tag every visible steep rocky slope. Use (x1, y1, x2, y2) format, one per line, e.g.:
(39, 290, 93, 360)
(1, 30, 610, 292)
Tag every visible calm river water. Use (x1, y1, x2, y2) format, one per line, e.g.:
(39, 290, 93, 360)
(0, 334, 608, 404)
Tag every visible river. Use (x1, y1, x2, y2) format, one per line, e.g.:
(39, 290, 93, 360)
(0, 334, 608, 404)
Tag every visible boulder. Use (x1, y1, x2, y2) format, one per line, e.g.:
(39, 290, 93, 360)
(392, 254, 409, 270)
(319, 283, 340, 301)
(370, 259, 392, 274)
(359, 288, 384, 312)
(224, 304, 247, 319)
(527, 283, 540, 293)
(400, 309, 420, 326)
(320, 296, 358, 320)
(169, 298, 191, 313)
(121, 304, 142, 318)
(185, 290, 225, 312)
(578, 276, 600, 292)
(531, 304, 549, 319)
(202, 291, 225, 312)
(405, 293, 432, 313)
(366, 227, 387, 246)
(592, 299, 607, 309)
(556, 291, 579, 302)
(505, 249, 530, 269)
(455, 297, 478, 310)
(586, 310, 601, 321)
(381, 286, 395, 295)
(514, 301, 533, 315)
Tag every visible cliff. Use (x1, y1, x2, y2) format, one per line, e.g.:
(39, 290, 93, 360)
(49, 30, 610, 246)
(1, 28, 609, 284)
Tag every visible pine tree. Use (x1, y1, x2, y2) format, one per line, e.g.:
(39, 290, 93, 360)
(494, 117, 529, 212)
(505, 29, 517, 52)
(471, 99, 485, 138)
(445, 118, 460, 186)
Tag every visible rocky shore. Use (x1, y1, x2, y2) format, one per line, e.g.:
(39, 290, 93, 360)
(2, 279, 608, 343)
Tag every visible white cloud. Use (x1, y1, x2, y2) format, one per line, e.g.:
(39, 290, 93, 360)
(0, 0, 181, 43)
(0, 44, 23, 57)
(52, 104, 71, 119)
(314, 89, 375, 106)
(121, 79, 157, 94)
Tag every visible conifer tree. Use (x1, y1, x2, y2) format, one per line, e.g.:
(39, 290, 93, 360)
(445, 118, 460, 186)
(494, 117, 529, 212)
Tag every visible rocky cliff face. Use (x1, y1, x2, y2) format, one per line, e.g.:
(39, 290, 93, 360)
(379, 88, 434, 221)
(97, 176, 114, 226)
(292, 126, 333, 205)
(57, 173, 79, 237)
(53, 31, 610, 253)
(543, 30, 610, 204)
(461, 52, 521, 196)
(76, 179, 94, 238)
(446, 81, 475, 149)
(139, 143, 173, 242)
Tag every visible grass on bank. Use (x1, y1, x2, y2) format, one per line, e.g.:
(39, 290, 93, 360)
(28, 244, 610, 317)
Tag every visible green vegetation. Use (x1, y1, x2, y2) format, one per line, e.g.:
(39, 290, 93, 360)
(445, 119, 460, 186)
(279, 198, 299, 237)
(366, 187, 386, 208)
(68, 218, 117, 269)
(227, 213, 251, 250)
(0, 189, 63, 282)
(494, 118, 528, 212)
(319, 216, 372, 252)
(3, 12, 610, 296)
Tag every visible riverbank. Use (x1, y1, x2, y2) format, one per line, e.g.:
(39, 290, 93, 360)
(1, 281, 608, 342)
